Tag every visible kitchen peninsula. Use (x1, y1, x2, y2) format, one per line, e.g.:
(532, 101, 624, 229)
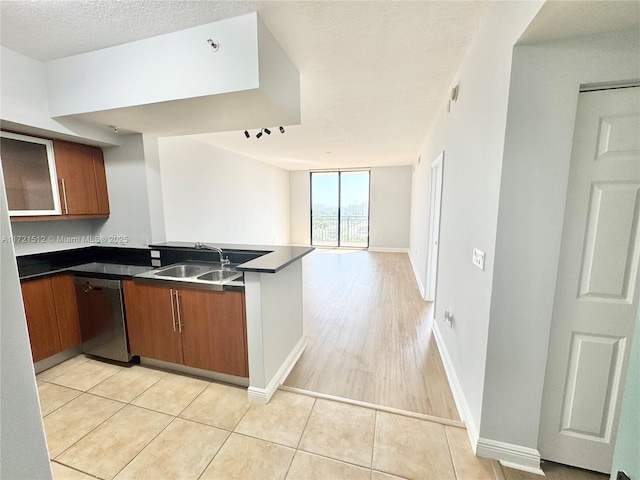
(17, 241, 313, 404)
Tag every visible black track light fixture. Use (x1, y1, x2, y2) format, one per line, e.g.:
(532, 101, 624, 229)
(244, 127, 285, 138)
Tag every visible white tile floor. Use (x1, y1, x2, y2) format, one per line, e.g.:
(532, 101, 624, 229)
(37, 356, 606, 480)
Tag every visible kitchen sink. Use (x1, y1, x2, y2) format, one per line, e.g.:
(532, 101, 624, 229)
(197, 270, 239, 282)
(134, 262, 243, 290)
(152, 264, 213, 278)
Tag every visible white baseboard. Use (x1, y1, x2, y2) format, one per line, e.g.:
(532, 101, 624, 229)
(432, 323, 544, 475)
(367, 247, 409, 253)
(409, 253, 426, 299)
(432, 321, 476, 444)
(476, 438, 543, 475)
(247, 337, 307, 404)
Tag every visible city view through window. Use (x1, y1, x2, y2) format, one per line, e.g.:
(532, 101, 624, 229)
(311, 171, 370, 247)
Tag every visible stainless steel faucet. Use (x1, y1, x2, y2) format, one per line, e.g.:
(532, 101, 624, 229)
(194, 242, 230, 266)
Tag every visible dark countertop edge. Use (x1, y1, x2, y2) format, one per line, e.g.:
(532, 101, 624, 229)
(235, 251, 310, 273)
(20, 267, 74, 281)
(150, 242, 315, 273)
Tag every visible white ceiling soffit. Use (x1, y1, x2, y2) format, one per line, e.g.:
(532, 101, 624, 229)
(0, 1, 490, 171)
(45, 14, 301, 137)
(518, 0, 640, 45)
(194, 1, 491, 170)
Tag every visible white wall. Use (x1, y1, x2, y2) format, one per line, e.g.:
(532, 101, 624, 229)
(0, 46, 119, 145)
(11, 220, 94, 256)
(289, 170, 310, 245)
(158, 137, 290, 245)
(369, 166, 412, 251)
(0, 164, 52, 480)
(45, 14, 260, 116)
(482, 28, 640, 450)
(142, 135, 167, 244)
(93, 134, 154, 247)
(409, 0, 544, 445)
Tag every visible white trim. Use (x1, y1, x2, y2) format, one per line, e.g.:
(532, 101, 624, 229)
(247, 337, 307, 404)
(476, 438, 543, 474)
(425, 151, 444, 302)
(279, 385, 465, 428)
(432, 321, 476, 443)
(432, 324, 544, 476)
(409, 252, 426, 299)
(367, 247, 409, 253)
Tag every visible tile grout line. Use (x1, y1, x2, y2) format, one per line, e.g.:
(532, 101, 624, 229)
(50, 393, 127, 469)
(38, 385, 84, 419)
(51, 459, 103, 479)
(282, 396, 317, 479)
(109, 412, 187, 480)
(45, 365, 173, 479)
(109, 377, 214, 479)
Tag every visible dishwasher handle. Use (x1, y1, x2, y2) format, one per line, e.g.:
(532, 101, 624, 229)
(74, 277, 121, 290)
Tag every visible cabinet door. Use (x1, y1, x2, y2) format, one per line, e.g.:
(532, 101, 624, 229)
(92, 147, 110, 215)
(179, 289, 247, 377)
(123, 281, 183, 364)
(51, 275, 82, 350)
(21, 278, 60, 362)
(53, 140, 99, 214)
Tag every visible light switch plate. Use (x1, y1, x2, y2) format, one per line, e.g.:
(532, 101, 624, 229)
(472, 248, 485, 270)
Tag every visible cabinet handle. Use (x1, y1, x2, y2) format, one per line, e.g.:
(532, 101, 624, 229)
(175, 290, 183, 332)
(170, 289, 176, 331)
(60, 178, 69, 214)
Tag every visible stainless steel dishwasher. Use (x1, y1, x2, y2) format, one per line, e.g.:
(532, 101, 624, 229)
(74, 277, 132, 363)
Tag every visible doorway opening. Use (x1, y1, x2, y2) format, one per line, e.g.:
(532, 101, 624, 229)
(310, 170, 370, 248)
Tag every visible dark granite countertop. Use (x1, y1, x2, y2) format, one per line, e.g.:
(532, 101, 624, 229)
(17, 243, 314, 280)
(68, 262, 154, 280)
(149, 242, 314, 274)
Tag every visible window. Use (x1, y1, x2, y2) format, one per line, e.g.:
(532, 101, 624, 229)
(310, 170, 370, 248)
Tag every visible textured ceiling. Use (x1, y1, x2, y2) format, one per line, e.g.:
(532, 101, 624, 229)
(1, 1, 490, 170)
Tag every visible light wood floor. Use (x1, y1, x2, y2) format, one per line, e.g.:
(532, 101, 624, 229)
(284, 249, 460, 421)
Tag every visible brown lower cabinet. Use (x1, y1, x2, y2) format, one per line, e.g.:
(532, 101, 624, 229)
(123, 281, 248, 378)
(21, 274, 82, 363)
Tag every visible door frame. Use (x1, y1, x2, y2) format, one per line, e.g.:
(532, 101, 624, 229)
(425, 152, 444, 303)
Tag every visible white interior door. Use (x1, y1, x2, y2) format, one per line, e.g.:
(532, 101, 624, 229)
(539, 87, 640, 473)
(425, 152, 444, 302)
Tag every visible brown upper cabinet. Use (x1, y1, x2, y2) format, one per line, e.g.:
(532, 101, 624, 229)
(1, 131, 110, 221)
(54, 140, 110, 217)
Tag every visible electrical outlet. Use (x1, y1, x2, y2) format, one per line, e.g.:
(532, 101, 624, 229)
(472, 248, 485, 270)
